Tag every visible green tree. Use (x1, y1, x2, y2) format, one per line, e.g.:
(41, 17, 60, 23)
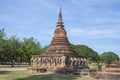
(0, 28, 45, 65)
(6, 35, 20, 67)
(0, 28, 7, 63)
(100, 52, 119, 64)
(71, 44, 100, 63)
(0, 28, 6, 39)
(40, 45, 48, 53)
(20, 37, 42, 64)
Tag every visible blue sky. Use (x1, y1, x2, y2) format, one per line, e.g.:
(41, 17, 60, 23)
(0, 0, 120, 57)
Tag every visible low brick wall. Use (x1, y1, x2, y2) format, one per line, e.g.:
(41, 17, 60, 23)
(89, 69, 120, 80)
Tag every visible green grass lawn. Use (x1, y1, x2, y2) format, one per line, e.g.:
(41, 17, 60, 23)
(0, 70, 99, 80)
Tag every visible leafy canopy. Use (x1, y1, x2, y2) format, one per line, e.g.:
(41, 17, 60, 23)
(100, 52, 119, 64)
(71, 44, 100, 62)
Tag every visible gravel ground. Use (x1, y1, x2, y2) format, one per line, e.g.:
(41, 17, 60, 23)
(0, 67, 26, 71)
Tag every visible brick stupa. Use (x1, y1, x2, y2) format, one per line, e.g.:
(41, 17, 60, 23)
(29, 7, 87, 73)
(46, 7, 76, 57)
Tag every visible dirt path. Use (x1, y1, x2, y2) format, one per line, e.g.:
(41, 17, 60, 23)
(0, 67, 26, 71)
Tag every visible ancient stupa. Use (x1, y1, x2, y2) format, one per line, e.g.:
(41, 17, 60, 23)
(30, 8, 87, 73)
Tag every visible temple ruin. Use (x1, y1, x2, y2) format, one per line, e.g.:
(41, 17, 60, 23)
(29, 8, 88, 73)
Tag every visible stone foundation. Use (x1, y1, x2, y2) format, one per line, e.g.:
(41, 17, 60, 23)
(89, 69, 120, 80)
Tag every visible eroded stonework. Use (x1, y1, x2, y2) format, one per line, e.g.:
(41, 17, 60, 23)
(29, 8, 88, 73)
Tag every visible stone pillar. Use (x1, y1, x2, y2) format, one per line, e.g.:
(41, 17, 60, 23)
(74, 57, 77, 66)
(49, 57, 52, 66)
(70, 57, 73, 67)
(61, 56, 66, 66)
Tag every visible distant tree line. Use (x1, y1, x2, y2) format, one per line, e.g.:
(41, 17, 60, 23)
(71, 44, 100, 63)
(0, 28, 47, 66)
(71, 44, 119, 64)
(0, 28, 119, 66)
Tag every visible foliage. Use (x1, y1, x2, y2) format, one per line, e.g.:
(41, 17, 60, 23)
(71, 44, 100, 63)
(0, 28, 7, 63)
(19, 37, 42, 62)
(0, 28, 6, 39)
(100, 52, 119, 64)
(40, 45, 48, 53)
(0, 28, 44, 64)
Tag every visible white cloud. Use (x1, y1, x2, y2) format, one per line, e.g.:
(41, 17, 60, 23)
(92, 45, 120, 55)
(69, 0, 120, 6)
(68, 27, 120, 38)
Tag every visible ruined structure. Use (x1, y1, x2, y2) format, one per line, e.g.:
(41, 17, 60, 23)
(89, 61, 120, 79)
(30, 8, 88, 73)
(106, 61, 120, 72)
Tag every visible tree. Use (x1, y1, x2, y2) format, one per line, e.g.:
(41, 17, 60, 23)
(0, 28, 7, 63)
(6, 35, 20, 67)
(40, 46, 48, 53)
(0, 28, 46, 65)
(19, 37, 42, 64)
(71, 44, 100, 63)
(0, 28, 6, 39)
(100, 52, 119, 64)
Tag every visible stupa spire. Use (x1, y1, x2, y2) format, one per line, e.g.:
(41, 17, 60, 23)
(57, 6, 63, 25)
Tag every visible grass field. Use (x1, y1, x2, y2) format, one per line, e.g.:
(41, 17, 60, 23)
(0, 70, 99, 80)
(0, 64, 100, 80)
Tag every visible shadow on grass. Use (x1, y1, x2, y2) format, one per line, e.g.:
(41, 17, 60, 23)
(15, 74, 78, 80)
(0, 71, 11, 75)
